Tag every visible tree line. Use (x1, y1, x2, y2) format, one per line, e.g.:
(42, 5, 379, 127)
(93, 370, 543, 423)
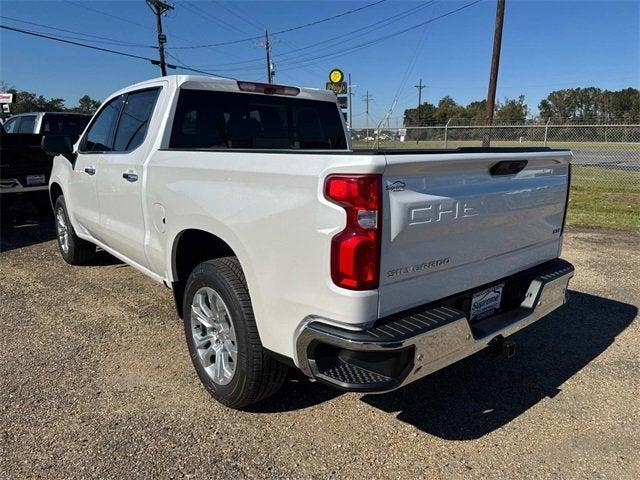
(403, 87, 640, 126)
(0, 82, 102, 116)
(2, 82, 638, 125)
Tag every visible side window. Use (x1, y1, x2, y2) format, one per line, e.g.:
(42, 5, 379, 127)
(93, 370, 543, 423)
(82, 95, 125, 152)
(17, 115, 36, 133)
(112, 88, 160, 151)
(3, 117, 18, 133)
(169, 90, 228, 149)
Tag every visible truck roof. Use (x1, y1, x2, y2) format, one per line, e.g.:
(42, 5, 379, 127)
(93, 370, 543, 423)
(113, 75, 337, 103)
(7, 112, 91, 117)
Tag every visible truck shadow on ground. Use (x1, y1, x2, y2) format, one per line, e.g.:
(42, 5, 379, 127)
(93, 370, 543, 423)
(0, 197, 123, 266)
(1, 196, 56, 252)
(361, 290, 637, 439)
(253, 291, 637, 440)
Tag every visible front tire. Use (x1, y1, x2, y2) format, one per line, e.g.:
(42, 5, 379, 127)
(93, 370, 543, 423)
(183, 257, 288, 409)
(54, 196, 96, 265)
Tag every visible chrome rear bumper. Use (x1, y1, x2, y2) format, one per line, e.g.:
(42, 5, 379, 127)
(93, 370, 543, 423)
(295, 259, 575, 392)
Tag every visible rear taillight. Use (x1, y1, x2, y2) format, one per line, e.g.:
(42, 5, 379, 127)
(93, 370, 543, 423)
(324, 174, 382, 290)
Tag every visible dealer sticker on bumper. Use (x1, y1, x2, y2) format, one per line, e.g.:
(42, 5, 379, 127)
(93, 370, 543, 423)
(470, 284, 504, 321)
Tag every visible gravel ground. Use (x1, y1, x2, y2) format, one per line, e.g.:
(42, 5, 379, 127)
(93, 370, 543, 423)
(1, 202, 638, 479)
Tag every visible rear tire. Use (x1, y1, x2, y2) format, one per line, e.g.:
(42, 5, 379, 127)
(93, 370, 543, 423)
(183, 257, 288, 409)
(54, 196, 96, 265)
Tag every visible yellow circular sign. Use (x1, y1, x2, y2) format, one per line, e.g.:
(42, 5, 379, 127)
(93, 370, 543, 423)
(329, 69, 344, 84)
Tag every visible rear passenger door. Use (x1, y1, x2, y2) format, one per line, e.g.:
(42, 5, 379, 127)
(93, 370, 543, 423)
(95, 87, 162, 267)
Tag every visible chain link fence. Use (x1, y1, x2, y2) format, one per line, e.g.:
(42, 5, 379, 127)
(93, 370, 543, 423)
(352, 122, 640, 231)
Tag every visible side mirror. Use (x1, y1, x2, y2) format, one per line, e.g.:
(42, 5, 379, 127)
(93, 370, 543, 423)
(41, 135, 77, 163)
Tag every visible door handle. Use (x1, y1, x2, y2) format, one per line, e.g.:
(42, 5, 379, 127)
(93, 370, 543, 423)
(122, 171, 138, 182)
(84, 166, 96, 175)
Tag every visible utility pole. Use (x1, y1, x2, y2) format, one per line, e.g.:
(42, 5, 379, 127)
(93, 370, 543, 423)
(146, 0, 174, 76)
(264, 30, 274, 83)
(348, 73, 353, 130)
(483, 0, 506, 147)
(415, 78, 426, 143)
(415, 79, 426, 113)
(363, 90, 373, 141)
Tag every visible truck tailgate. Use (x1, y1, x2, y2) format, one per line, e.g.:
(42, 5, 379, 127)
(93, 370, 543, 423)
(379, 150, 571, 317)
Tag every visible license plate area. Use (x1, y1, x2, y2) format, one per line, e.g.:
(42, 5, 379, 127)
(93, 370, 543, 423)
(470, 284, 504, 321)
(26, 174, 46, 186)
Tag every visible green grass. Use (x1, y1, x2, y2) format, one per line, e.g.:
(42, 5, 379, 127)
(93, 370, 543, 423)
(567, 166, 640, 231)
(353, 140, 640, 153)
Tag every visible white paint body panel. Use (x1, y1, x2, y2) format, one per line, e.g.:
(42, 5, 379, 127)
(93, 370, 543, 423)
(379, 151, 571, 317)
(50, 75, 572, 363)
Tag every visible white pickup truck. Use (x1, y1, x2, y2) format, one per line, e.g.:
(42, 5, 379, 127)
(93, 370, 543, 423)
(44, 75, 574, 409)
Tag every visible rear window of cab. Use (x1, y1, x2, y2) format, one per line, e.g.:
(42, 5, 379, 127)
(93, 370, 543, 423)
(169, 89, 347, 150)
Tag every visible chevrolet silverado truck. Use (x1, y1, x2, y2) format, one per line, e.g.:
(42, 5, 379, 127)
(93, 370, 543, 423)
(43, 75, 574, 409)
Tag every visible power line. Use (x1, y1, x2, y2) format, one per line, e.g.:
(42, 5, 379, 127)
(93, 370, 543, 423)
(212, 1, 264, 31)
(189, 0, 464, 76)
(190, 2, 325, 83)
(164, 4, 269, 69)
(163, 52, 232, 77)
(1, 24, 160, 62)
(64, 0, 151, 31)
(63, 0, 197, 48)
(170, 0, 389, 49)
(181, 1, 251, 38)
(178, 1, 438, 69)
(217, 0, 479, 77)
(0, 24, 232, 78)
(0, 15, 156, 48)
(272, 1, 438, 64)
(376, 25, 430, 132)
(268, 0, 388, 36)
(275, 0, 484, 70)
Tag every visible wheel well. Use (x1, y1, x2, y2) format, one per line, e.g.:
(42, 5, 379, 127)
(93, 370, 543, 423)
(49, 182, 63, 207)
(172, 229, 236, 317)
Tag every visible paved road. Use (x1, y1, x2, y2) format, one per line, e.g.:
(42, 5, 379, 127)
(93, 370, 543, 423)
(1, 203, 639, 479)
(572, 149, 640, 171)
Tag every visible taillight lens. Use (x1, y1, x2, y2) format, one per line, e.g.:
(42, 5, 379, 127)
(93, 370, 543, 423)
(324, 175, 382, 290)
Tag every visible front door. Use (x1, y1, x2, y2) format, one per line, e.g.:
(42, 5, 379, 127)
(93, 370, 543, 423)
(68, 95, 125, 237)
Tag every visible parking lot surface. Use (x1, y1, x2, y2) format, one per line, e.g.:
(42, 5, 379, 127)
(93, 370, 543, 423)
(1, 204, 638, 479)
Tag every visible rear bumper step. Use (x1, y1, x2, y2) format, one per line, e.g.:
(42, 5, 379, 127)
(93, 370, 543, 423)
(296, 259, 574, 392)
